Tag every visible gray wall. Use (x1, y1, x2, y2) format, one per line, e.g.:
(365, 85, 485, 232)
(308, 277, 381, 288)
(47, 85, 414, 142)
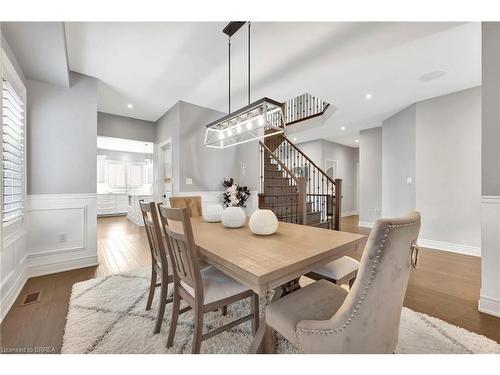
(155, 102, 181, 196)
(98, 112, 156, 142)
(27, 72, 98, 194)
(382, 104, 416, 217)
(155, 100, 260, 196)
(415, 87, 481, 248)
(297, 139, 358, 215)
(361, 87, 481, 248)
(359, 127, 383, 224)
(482, 22, 500, 196)
(321, 140, 357, 214)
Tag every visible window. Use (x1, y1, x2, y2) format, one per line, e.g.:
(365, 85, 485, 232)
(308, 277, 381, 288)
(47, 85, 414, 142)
(2, 56, 26, 225)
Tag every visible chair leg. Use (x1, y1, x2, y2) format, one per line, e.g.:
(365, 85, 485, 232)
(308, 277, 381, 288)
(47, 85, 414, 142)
(146, 267, 157, 311)
(192, 305, 204, 354)
(221, 305, 228, 316)
(349, 277, 355, 289)
(166, 291, 180, 347)
(251, 293, 259, 335)
(349, 272, 357, 289)
(263, 323, 276, 354)
(154, 280, 168, 334)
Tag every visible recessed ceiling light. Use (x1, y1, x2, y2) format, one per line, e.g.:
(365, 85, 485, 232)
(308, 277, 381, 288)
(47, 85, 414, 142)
(354, 139, 359, 143)
(127, 104, 134, 109)
(340, 126, 346, 131)
(293, 137, 297, 141)
(419, 70, 446, 82)
(365, 93, 372, 100)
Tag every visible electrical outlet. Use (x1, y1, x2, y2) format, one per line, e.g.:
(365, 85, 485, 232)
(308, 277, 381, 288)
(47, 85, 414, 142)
(407, 177, 413, 184)
(186, 178, 193, 185)
(58, 233, 67, 243)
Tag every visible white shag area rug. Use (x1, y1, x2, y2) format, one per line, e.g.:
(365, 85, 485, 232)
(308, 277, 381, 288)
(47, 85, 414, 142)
(62, 267, 500, 354)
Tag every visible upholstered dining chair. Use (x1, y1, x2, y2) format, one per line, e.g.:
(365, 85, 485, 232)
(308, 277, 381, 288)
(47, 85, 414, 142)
(169, 196, 203, 217)
(139, 201, 173, 334)
(158, 205, 260, 354)
(306, 256, 360, 289)
(265, 211, 421, 353)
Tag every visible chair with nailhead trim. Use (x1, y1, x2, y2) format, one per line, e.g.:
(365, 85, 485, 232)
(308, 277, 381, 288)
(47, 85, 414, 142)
(265, 211, 421, 353)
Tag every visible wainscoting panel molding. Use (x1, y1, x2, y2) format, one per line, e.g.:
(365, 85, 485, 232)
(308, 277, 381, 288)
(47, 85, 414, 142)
(479, 195, 500, 317)
(0, 194, 98, 322)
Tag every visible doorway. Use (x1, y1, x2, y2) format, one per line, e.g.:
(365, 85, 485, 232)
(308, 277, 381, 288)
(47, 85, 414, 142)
(158, 138, 173, 205)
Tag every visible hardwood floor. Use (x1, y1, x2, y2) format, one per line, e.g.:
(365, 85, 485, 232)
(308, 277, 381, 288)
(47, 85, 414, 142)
(1, 215, 498, 354)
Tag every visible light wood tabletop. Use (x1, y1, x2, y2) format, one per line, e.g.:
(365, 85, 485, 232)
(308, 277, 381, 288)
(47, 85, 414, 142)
(189, 217, 366, 295)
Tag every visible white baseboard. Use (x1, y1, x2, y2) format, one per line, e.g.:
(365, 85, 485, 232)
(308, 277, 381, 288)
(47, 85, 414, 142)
(358, 221, 374, 228)
(0, 260, 27, 322)
(0, 255, 98, 322)
(479, 294, 500, 318)
(342, 211, 358, 217)
(27, 254, 99, 278)
(417, 239, 481, 257)
(479, 195, 500, 318)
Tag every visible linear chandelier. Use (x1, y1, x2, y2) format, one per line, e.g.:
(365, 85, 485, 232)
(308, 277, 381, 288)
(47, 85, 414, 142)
(204, 22, 285, 149)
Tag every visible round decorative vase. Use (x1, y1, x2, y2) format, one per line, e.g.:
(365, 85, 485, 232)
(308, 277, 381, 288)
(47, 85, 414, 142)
(249, 209, 279, 235)
(221, 206, 246, 228)
(203, 204, 223, 223)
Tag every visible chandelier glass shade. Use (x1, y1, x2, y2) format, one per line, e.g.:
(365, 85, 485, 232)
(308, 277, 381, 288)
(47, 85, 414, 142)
(204, 97, 285, 149)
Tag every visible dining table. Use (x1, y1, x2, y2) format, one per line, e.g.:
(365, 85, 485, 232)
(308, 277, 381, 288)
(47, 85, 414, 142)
(188, 216, 366, 353)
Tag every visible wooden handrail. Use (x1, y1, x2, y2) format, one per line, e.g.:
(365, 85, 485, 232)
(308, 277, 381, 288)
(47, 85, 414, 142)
(281, 135, 336, 185)
(284, 103, 331, 126)
(259, 141, 300, 185)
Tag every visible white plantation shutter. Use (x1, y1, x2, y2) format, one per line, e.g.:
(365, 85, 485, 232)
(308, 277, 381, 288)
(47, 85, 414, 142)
(2, 77, 25, 223)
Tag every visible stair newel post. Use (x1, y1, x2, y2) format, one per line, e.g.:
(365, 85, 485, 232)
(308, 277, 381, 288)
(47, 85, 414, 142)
(297, 177, 307, 225)
(334, 178, 342, 231)
(259, 144, 263, 194)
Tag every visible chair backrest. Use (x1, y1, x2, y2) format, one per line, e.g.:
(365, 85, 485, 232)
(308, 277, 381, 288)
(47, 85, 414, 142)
(157, 205, 203, 300)
(139, 201, 169, 272)
(169, 196, 203, 217)
(296, 211, 421, 353)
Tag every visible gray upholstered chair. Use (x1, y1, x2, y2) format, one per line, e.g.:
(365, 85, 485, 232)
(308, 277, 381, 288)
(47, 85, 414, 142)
(266, 211, 421, 353)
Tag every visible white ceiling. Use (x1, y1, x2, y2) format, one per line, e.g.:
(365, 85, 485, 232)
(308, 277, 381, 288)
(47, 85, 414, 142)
(65, 22, 481, 147)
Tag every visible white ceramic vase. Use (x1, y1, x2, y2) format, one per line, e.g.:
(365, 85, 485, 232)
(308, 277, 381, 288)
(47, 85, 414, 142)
(249, 209, 279, 235)
(203, 204, 223, 222)
(221, 206, 246, 228)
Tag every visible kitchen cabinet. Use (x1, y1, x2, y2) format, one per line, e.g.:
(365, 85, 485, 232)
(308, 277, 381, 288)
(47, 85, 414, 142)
(107, 161, 127, 187)
(127, 194, 153, 225)
(97, 155, 107, 183)
(127, 162, 144, 187)
(97, 194, 129, 216)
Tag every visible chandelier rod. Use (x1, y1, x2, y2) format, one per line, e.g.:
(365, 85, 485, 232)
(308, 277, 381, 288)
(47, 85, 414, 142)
(228, 36, 231, 114)
(248, 21, 251, 105)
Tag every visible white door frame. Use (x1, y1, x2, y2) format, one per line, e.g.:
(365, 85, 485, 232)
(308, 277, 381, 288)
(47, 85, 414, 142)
(157, 138, 173, 204)
(324, 158, 338, 179)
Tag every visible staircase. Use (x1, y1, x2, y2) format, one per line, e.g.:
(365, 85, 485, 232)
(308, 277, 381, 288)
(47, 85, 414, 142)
(258, 134, 342, 230)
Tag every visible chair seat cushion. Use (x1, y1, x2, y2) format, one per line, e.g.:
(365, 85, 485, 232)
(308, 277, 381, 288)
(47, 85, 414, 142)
(312, 256, 359, 281)
(266, 280, 348, 346)
(181, 266, 250, 305)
